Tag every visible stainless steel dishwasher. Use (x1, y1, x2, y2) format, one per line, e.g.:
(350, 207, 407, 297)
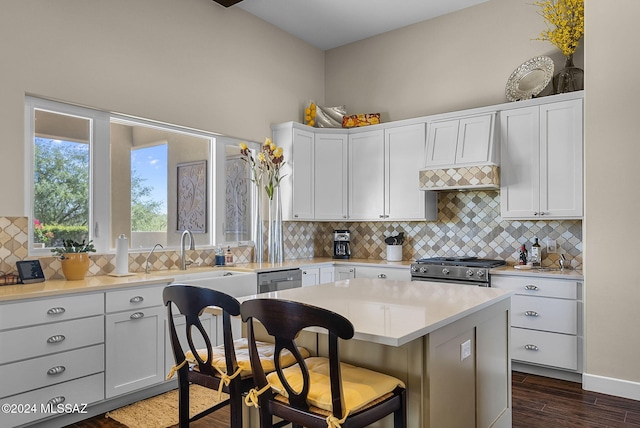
(257, 268, 302, 293)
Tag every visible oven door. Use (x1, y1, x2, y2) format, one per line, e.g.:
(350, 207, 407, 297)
(410, 276, 490, 287)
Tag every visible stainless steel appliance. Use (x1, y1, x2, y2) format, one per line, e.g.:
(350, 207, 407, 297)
(257, 269, 302, 293)
(410, 257, 506, 287)
(333, 230, 351, 259)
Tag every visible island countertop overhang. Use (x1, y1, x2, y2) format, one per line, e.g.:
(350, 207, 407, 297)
(238, 278, 514, 347)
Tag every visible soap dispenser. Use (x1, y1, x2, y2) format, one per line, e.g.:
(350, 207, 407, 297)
(225, 246, 234, 266)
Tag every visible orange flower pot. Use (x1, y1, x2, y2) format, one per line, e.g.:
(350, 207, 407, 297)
(61, 253, 90, 280)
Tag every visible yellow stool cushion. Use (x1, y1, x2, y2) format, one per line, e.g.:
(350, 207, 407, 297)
(187, 338, 309, 376)
(266, 357, 405, 414)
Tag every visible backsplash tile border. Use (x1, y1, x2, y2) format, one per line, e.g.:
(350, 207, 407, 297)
(0, 190, 582, 279)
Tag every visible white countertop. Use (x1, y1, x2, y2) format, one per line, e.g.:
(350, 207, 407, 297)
(491, 265, 583, 280)
(240, 278, 513, 347)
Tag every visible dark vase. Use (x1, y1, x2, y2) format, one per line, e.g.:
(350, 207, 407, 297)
(553, 55, 584, 94)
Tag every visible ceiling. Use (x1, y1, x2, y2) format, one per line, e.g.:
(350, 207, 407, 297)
(234, 0, 489, 51)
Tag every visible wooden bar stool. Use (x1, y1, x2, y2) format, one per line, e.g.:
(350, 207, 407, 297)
(164, 285, 309, 428)
(241, 298, 407, 428)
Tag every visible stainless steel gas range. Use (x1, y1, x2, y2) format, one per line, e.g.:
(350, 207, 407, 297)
(410, 257, 506, 287)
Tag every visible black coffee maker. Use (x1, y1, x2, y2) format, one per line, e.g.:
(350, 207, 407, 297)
(333, 230, 351, 259)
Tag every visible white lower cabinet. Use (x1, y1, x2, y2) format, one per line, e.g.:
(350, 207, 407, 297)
(105, 285, 166, 398)
(492, 274, 583, 373)
(0, 293, 105, 426)
(1, 373, 104, 427)
(352, 265, 411, 281)
(301, 265, 337, 286)
(301, 267, 320, 287)
(335, 266, 355, 281)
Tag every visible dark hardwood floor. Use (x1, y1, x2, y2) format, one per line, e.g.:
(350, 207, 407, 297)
(66, 372, 640, 427)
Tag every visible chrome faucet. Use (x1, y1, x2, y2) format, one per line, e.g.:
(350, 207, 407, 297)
(180, 230, 195, 270)
(145, 243, 164, 274)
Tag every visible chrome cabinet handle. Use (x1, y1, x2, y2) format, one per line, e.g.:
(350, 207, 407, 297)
(524, 344, 539, 351)
(379, 214, 385, 218)
(47, 335, 66, 343)
(377, 273, 387, 278)
(130, 312, 145, 320)
(525, 311, 539, 317)
(47, 307, 66, 315)
(47, 366, 66, 375)
(130, 296, 144, 303)
(46, 396, 65, 407)
(524, 285, 539, 291)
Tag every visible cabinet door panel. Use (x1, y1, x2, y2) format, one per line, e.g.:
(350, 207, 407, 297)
(0, 315, 104, 364)
(106, 306, 165, 398)
(301, 267, 320, 287)
(1, 372, 104, 427)
(385, 124, 430, 220)
(540, 99, 583, 217)
(314, 133, 348, 219)
(348, 130, 384, 220)
(511, 328, 578, 370)
(455, 114, 494, 164)
(425, 120, 458, 166)
(291, 128, 314, 220)
(500, 106, 540, 218)
(511, 296, 577, 334)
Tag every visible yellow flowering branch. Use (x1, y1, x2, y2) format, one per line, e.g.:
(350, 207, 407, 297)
(534, 0, 584, 57)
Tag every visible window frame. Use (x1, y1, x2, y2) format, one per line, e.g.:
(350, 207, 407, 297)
(25, 96, 227, 255)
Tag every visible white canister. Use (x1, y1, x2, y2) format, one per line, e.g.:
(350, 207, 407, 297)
(386, 245, 403, 262)
(115, 234, 129, 274)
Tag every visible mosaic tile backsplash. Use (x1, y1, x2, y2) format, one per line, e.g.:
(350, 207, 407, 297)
(0, 190, 582, 280)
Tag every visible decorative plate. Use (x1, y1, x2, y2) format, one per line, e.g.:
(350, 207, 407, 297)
(505, 56, 554, 102)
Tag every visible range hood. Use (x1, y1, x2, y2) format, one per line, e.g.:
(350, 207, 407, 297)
(419, 164, 499, 191)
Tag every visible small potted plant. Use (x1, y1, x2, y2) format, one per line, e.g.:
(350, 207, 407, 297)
(52, 239, 96, 280)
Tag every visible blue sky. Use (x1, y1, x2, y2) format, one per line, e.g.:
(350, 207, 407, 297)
(131, 144, 167, 213)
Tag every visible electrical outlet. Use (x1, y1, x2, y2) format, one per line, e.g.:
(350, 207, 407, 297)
(546, 238, 557, 254)
(460, 339, 471, 361)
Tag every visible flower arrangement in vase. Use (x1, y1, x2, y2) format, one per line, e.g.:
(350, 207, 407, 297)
(239, 138, 286, 262)
(534, 0, 585, 93)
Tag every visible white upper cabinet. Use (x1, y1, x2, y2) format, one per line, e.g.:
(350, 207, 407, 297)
(290, 128, 315, 220)
(348, 124, 437, 221)
(500, 96, 583, 219)
(385, 123, 437, 220)
(315, 133, 348, 220)
(348, 129, 386, 220)
(273, 124, 314, 221)
(425, 113, 496, 167)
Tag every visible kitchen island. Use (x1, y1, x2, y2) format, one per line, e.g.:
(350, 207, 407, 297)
(239, 278, 513, 428)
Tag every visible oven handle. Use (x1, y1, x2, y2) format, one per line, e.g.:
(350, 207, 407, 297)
(410, 277, 490, 287)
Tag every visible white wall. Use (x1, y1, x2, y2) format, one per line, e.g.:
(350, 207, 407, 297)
(325, 0, 583, 121)
(582, 0, 640, 398)
(0, 0, 325, 215)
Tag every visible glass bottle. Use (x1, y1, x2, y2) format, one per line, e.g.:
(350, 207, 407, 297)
(531, 238, 541, 267)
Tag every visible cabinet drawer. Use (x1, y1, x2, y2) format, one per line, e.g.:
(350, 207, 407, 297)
(1, 372, 104, 427)
(0, 344, 104, 399)
(492, 275, 578, 299)
(511, 328, 578, 370)
(0, 315, 104, 364)
(106, 285, 163, 313)
(0, 293, 104, 331)
(511, 295, 577, 334)
(353, 266, 411, 281)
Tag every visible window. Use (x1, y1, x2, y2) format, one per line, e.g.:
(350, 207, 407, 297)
(26, 97, 256, 254)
